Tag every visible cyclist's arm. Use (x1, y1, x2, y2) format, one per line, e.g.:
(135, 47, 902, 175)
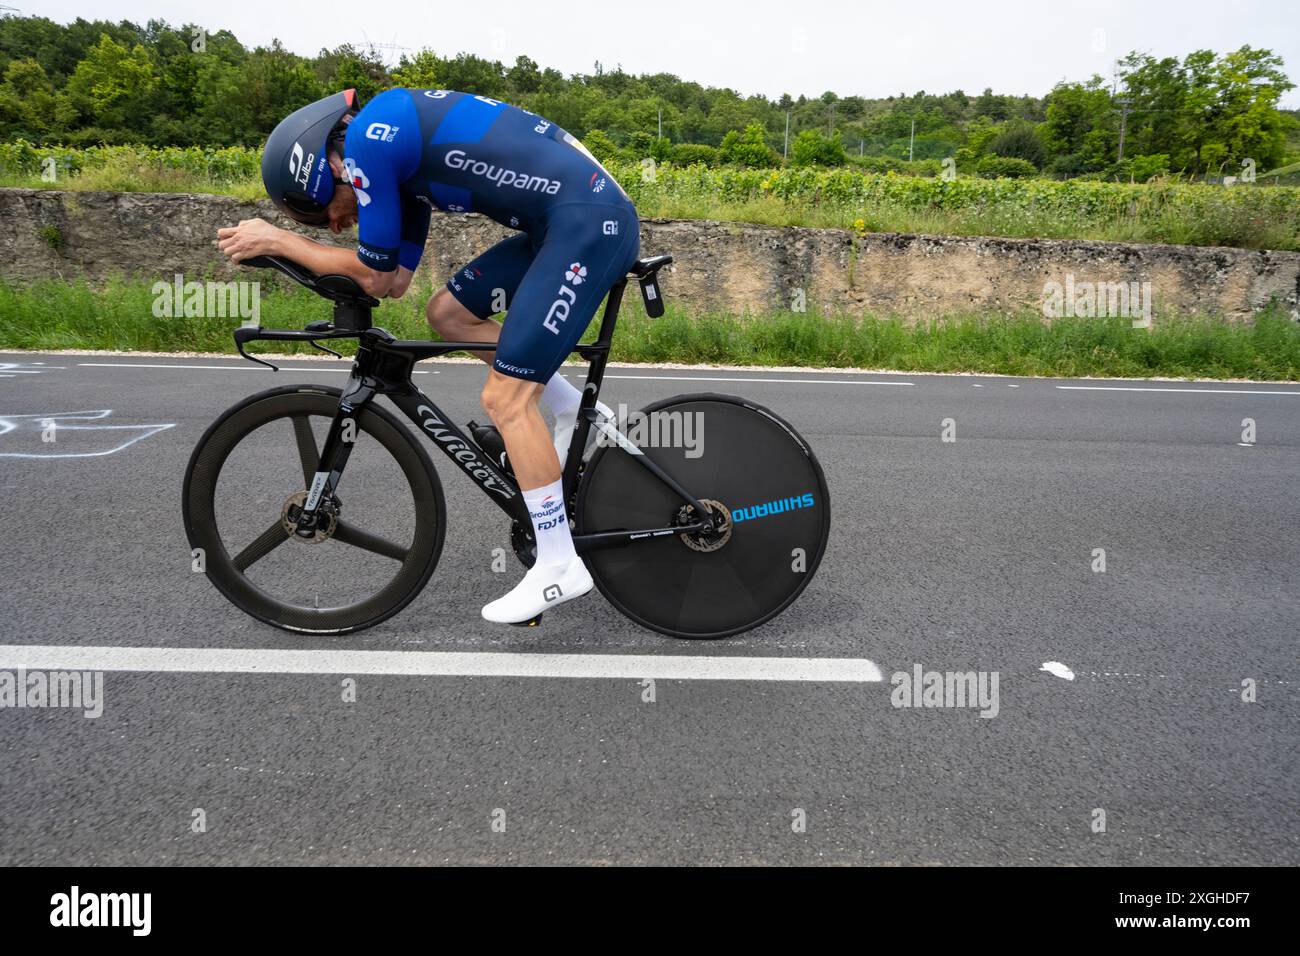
(343, 102, 424, 300)
(267, 231, 410, 299)
(394, 194, 433, 294)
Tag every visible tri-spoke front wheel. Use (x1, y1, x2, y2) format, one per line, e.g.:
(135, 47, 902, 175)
(182, 385, 445, 634)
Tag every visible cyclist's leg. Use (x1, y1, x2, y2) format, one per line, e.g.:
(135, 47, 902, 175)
(431, 232, 592, 428)
(492, 201, 640, 387)
(428, 233, 536, 365)
(495, 201, 641, 458)
(480, 201, 640, 624)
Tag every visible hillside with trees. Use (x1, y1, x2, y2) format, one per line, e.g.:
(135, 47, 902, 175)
(1, 14, 1296, 181)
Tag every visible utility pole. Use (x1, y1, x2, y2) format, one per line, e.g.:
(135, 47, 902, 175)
(784, 111, 790, 160)
(1114, 97, 1132, 163)
(908, 117, 915, 162)
(657, 107, 662, 140)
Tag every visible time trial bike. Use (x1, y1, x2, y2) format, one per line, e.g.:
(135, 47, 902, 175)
(181, 253, 830, 638)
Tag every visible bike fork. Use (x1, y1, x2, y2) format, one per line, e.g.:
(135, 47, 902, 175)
(292, 369, 374, 537)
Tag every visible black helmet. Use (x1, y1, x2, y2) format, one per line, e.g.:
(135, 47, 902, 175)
(261, 89, 359, 226)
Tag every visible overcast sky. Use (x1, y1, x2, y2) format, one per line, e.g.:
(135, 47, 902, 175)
(29, 0, 1300, 107)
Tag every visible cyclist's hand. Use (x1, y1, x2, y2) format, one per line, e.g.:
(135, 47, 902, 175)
(217, 218, 282, 263)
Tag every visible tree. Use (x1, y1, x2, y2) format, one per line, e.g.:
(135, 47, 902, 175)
(719, 122, 778, 167)
(436, 52, 505, 98)
(955, 115, 999, 168)
(1118, 47, 1295, 174)
(989, 123, 1047, 168)
(240, 42, 325, 138)
(392, 50, 439, 89)
(506, 54, 540, 94)
(580, 129, 619, 165)
(1042, 77, 1115, 171)
(0, 57, 59, 138)
(790, 129, 847, 167)
(61, 34, 157, 135)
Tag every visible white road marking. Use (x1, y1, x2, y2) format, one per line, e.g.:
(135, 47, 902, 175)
(0, 645, 883, 683)
(0, 410, 175, 458)
(1040, 661, 1076, 681)
(596, 374, 913, 386)
(78, 363, 430, 375)
(0, 361, 65, 378)
(1057, 385, 1300, 395)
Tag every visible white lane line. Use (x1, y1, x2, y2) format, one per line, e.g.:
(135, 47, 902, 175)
(1057, 385, 1300, 395)
(78, 362, 430, 374)
(597, 374, 913, 386)
(0, 645, 883, 683)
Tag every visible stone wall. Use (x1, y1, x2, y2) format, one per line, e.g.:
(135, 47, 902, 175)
(3, 188, 1298, 321)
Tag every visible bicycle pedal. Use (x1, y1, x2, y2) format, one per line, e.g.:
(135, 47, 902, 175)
(510, 614, 543, 628)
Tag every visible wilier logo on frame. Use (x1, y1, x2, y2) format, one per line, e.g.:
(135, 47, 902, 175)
(0, 669, 104, 718)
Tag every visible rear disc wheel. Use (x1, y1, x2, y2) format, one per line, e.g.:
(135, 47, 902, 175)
(576, 394, 829, 639)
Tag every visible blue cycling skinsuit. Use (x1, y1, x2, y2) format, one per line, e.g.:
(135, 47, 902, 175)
(342, 88, 641, 383)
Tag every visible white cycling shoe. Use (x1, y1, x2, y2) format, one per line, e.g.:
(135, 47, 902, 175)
(481, 557, 594, 624)
(552, 400, 615, 463)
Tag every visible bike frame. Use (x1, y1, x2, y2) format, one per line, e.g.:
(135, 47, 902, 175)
(240, 274, 712, 553)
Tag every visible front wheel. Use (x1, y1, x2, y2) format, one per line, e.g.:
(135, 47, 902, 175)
(576, 393, 830, 639)
(182, 385, 446, 634)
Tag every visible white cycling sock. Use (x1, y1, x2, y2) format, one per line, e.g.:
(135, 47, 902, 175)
(482, 478, 591, 623)
(540, 373, 582, 417)
(524, 478, 576, 566)
(551, 396, 614, 463)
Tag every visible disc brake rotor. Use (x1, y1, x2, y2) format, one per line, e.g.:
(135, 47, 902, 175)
(678, 498, 732, 553)
(280, 490, 339, 543)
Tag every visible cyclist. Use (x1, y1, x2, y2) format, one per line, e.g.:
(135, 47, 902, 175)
(217, 88, 640, 625)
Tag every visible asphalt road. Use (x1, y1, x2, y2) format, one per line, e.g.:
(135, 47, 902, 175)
(0, 352, 1296, 865)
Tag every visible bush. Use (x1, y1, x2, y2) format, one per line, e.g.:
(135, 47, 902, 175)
(849, 154, 903, 173)
(1048, 152, 1093, 178)
(719, 123, 779, 168)
(1120, 153, 1172, 183)
(580, 129, 620, 166)
(976, 155, 1039, 179)
(667, 143, 719, 166)
(988, 123, 1047, 168)
(790, 129, 848, 167)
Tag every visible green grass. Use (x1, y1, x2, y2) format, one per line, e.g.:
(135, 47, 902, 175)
(3, 275, 1298, 381)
